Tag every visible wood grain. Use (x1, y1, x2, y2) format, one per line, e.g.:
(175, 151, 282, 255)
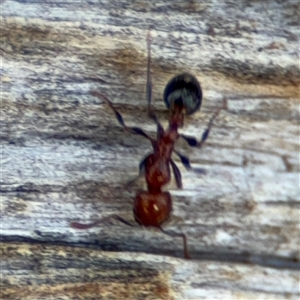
(1, 243, 299, 300)
(1, 0, 299, 299)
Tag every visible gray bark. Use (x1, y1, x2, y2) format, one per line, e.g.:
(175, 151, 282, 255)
(1, 0, 299, 299)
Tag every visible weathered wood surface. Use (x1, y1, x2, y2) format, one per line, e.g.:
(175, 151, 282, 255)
(1, 243, 299, 300)
(1, 0, 299, 299)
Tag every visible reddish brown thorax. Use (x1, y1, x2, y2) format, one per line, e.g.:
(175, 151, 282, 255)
(145, 154, 171, 193)
(135, 102, 186, 226)
(170, 102, 185, 128)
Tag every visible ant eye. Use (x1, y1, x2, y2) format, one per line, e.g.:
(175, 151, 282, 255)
(163, 73, 202, 115)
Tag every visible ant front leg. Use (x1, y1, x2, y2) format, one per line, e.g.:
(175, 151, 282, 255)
(180, 98, 227, 149)
(91, 91, 154, 142)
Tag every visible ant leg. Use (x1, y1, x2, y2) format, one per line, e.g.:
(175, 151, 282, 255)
(170, 159, 182, 189)
(180, 98, 227, 148)
(91, 91, 154, 142)
(174, 150, 207, 175)
(146, 30, 165, 139)
(71, 214, 134, 229)
(159, 226, 191, 259)
(125, 154, 150, 188)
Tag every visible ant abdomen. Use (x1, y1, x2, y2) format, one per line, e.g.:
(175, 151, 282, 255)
(134, 191, 172, 227)
(163, 73, 202, 115)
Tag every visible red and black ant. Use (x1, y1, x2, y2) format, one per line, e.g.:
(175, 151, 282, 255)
(71, 32, 226, 259)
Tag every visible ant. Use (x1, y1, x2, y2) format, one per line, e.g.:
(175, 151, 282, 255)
(71, 31, 226, 259)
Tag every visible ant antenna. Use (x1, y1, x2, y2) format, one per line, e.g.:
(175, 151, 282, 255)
(146, 30, 152, 111)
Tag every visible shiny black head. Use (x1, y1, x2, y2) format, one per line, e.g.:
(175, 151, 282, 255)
(163, 73, 202, 115)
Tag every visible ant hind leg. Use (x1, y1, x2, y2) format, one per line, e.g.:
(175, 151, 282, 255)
(71, 214, 134, 229)
(159, 226, 191, 259)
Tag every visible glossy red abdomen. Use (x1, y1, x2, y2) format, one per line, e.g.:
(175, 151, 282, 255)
(134, 191, 172, 227)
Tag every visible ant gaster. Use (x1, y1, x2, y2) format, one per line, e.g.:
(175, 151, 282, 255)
(71, 32, 226, 259)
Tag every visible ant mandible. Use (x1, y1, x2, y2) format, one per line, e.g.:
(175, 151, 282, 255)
(71, 31, 226, 259)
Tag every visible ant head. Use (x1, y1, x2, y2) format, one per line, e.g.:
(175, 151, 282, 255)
(163, 73, 202, 115)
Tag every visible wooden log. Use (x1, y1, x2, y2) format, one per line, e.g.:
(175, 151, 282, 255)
(1, 0, 299, 298)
